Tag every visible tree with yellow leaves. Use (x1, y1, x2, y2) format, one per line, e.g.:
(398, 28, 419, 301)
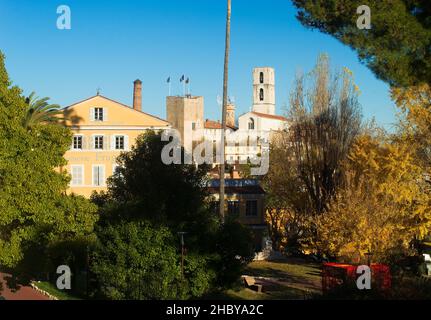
(315, 134, 431, 264)
(392, 84, 431, 172)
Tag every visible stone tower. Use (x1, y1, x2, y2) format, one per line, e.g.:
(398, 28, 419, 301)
(252, 67, 275, 115)
(226, 103, 235, 128)
(166, 95, 204, 151)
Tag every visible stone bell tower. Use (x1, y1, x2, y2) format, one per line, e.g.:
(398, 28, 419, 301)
(252, 67, 275, 115)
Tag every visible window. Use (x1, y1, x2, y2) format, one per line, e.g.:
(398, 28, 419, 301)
(228, 200, 240, 216)
(72, 135, 83, 150)
(71, 165, 83, 186)
(246, 200, 258, 216)
(192, 122, 196, 130)
(115, 136, 125, 150)
(94, 107, 104, 121)
(259, 88, 264, 101)
(93, 165, 105, 186)
(94, 136, 104, 150)
(260, 72, 264, 84)
(248, 118, 255, 130)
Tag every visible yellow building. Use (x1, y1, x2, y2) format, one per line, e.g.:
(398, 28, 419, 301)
(61, 81, 170, 197)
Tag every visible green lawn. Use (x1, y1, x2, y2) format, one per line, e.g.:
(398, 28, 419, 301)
(32, 281, 82, 300)
(208, 258, 322, 300)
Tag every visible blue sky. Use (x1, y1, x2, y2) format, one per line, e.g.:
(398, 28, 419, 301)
(0, 0, 397, 129)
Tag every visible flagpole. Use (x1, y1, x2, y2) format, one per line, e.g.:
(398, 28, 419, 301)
(186, 78, 190, 96)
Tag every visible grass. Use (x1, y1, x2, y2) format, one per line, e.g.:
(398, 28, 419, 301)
(207, 258, 322, 300)
(32, 281, 82, 300)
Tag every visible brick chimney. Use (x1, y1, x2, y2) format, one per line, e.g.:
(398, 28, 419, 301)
(133, 79, 142, 112)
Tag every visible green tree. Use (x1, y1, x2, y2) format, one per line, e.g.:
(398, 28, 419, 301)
(95, 131, 218, 242)
(91, 221, 190, 300)
(262, 135, 312, 251)
(91, 131, 254, 298)
(0, 52, 98, 275)
(292, 0, 431, 87)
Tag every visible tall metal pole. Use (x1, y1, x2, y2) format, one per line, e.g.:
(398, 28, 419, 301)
(178, 232, 187, 280)
(219, 0, 231, 224)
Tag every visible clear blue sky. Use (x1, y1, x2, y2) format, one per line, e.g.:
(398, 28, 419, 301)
(0, 0, 397, 129)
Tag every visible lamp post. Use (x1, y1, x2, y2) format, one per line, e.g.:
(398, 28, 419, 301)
(365, 250, 373, 266)
(178, 232, 187, 280)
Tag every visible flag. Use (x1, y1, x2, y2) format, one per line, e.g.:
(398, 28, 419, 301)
(185, 78, 190, 84)
(180, 75, 185, 82)
(167, 77, 170, 83)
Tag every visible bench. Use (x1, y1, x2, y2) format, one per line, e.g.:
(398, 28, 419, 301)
(243, 276, 263, 293)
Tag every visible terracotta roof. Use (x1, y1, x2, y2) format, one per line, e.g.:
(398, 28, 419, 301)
(250, 112, 288, 121)
(204, 119, 237, 130)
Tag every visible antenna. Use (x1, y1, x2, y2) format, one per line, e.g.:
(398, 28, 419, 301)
(96, 87, 101, 96)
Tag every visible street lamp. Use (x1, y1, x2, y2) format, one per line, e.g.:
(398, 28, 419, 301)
(177, 232, 187, 280)
(365, 250, 373, 266)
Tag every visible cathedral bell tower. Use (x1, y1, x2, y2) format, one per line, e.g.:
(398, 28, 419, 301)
(252, 67, 275, 115)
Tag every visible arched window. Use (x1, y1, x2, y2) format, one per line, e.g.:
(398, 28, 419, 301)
(259, 88, 264, 101)
(248, 118, 255, 130)
(260, 72, 264, 84)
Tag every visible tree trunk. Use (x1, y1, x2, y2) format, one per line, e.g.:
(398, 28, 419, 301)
(219, 0, 231, 223)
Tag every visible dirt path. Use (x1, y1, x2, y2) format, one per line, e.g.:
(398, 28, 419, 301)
(0, 272, 50, 300)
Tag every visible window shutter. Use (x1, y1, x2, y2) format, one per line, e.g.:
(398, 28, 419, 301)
(90, 108, 95, 121)
(111, 135, 116, 150)
(92, 166, 98, 186)
(103, 135, 108, 150)
(103, 108, 108, 122)
(81, 135, 86, 150)
(124, 135, 129, 150)
(92, 136, 96, 150)
(100, 166, 105, 186)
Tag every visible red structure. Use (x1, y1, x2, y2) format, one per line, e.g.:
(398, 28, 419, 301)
(322, 263, 391, 293)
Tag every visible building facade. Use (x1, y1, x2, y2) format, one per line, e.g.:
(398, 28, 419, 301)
(207, 179, 267, 250)
(166, 67, 288, 164)
(61, 81, 170, 197)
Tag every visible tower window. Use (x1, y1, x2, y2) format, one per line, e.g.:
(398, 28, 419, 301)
(248, 118, 255, 130)
(259, 89, 264, 101)
(260, 72, 264, 84)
